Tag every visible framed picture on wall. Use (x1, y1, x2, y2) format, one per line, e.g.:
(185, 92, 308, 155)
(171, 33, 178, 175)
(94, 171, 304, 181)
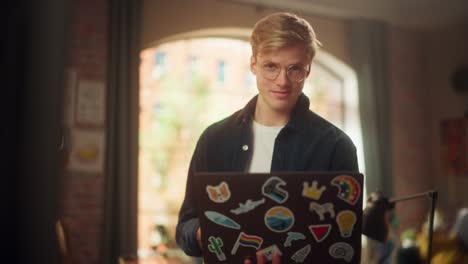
(67, 129, 105, 173)
(440, 118, 467, 177)
(75, 79, 106, 127)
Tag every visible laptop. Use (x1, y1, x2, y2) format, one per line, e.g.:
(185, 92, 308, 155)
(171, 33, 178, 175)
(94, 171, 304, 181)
(195, 171, 364, 264)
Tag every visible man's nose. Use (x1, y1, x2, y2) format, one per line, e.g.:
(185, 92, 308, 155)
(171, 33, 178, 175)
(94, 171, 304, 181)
(274, 68, 290, 86)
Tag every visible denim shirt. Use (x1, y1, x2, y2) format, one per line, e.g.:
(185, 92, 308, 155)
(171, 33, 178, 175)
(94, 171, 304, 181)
(175, 93, 359, 256)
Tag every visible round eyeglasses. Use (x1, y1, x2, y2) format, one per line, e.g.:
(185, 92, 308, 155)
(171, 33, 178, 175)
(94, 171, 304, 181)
(257, 62, 310, 83)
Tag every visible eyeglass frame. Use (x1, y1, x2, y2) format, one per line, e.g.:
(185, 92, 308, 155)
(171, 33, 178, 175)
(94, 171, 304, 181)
(255, 61, 311, 83)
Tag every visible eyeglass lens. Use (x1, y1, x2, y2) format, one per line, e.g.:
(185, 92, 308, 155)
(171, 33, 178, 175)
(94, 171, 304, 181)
(260, 63, 308, 82)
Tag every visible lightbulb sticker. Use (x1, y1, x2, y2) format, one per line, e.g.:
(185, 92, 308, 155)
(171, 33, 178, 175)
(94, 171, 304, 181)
(336, 210, 357, 237)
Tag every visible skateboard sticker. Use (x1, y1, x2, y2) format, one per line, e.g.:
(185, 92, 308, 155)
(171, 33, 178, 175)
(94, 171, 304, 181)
(204, 211, 240, 230)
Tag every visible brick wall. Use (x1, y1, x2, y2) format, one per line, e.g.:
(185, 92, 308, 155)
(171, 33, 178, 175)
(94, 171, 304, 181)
(389, 27, 433, 232)
(61, 0, 108, 263)
(389, 23, 468, 233)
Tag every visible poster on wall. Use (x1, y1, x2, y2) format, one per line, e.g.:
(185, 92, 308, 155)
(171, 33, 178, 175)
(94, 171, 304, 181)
(440, 118, 467, 177)
(75, 79, 106, 127)
(68, 129, 105, 173)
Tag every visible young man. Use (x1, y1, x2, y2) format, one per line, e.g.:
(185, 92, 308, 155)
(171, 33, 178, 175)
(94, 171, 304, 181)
(176, 12, 358, 263)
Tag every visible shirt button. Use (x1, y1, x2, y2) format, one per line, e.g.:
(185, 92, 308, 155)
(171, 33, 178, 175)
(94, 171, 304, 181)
(242, 145, 249, 151)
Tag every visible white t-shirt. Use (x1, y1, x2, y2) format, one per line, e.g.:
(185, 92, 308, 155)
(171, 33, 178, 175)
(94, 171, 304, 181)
(248, 120, 284, 173)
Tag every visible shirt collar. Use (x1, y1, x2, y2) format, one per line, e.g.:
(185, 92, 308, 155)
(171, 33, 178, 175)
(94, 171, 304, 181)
(235, 93, 310, 131)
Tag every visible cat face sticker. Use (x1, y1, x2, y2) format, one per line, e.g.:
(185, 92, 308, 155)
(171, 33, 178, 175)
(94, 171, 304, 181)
(206, 181, 231, 203)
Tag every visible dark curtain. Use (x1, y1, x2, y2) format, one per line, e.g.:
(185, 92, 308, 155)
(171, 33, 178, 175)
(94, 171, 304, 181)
(4, 0, 67, 263)
(350, 20, 393, 196)
(102, 0, 141, 263)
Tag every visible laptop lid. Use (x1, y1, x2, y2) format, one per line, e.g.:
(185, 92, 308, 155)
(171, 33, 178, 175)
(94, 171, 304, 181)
(195, 171, 364, 263)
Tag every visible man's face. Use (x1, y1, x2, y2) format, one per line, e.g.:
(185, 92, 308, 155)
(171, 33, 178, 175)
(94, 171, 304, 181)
(250, 45, 310, 116)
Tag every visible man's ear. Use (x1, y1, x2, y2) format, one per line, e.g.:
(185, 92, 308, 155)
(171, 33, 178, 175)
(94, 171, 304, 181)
(250, 55, 257, 75)
(305, 63, 312, 77)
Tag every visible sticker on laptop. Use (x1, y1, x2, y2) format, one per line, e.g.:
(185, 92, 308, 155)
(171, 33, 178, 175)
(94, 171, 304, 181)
(284, 231, 306, 247)
(206, 181, 231, 203)
(329, 242, 354, 263)
(257, 245, 282, 261)
(302, 181, 326, 200)
(231, 232, 263, 255)
(336, 210, 357, 238)
(309, 202, 335, 220)
(264, 206, 295, 233)
(331, 175, 360, 205)
(262, 176, 289, 203)
(207, 236, 226, 261)
(291, 244, 311, 263)
(204, 211, 240, 230)
(308, 224, 332, 243)
(230, 198, 265, 215)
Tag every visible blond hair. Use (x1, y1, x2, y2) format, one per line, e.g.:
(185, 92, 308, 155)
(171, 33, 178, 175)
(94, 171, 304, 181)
(250, 12, 321, 63)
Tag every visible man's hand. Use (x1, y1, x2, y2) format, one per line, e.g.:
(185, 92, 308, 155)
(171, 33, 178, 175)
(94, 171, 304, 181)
(196, 227, 202, 249)
(244, 251, 281, 264)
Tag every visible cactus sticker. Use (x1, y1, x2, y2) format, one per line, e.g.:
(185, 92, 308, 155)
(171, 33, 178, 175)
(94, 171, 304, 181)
(207, 236, 226, 261)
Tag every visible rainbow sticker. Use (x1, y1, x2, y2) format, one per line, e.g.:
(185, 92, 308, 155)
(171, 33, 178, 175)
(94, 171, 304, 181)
(331, 175, 360, 205)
